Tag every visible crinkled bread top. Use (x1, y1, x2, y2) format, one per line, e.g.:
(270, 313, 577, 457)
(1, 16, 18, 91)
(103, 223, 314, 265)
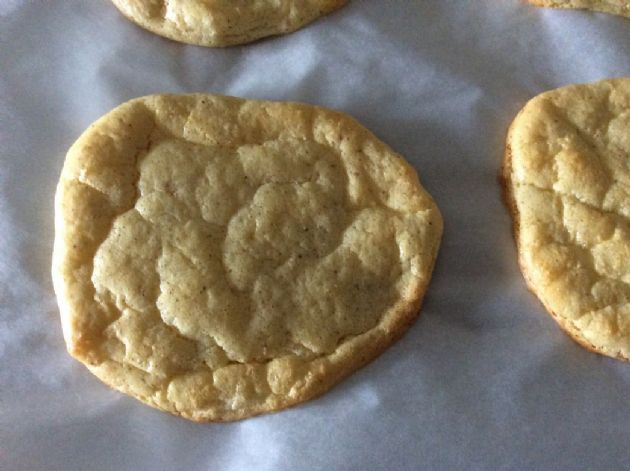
(504, 78, 630, 361)
(110, 0, 349, 47)
(528, 0, 630, 18)
(52, 94, 443, 421)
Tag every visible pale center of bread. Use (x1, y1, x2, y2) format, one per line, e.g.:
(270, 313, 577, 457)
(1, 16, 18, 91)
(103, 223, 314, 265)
(91, 136, 404, 373)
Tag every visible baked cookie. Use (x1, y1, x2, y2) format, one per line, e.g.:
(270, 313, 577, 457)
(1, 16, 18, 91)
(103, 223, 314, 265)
(528, 0, 630, 19)
(53, 94, 443, 421)
(503, 78, 630, 361)
(111, 0, 349, 47)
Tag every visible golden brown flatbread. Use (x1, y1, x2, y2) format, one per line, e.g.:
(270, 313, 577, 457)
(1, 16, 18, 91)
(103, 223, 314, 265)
(528, 0, 630, 19)
(111, 0, 349, 47)
(503, 78, 630, 362)
(53, 94, 443, 420)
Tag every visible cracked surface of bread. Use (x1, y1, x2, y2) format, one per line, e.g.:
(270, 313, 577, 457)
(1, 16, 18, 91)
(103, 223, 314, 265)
(110, 0, 349, 47)
(504, 78, 630, 362)
(528, 0, 630, 18)
(52, 94, 443, 421)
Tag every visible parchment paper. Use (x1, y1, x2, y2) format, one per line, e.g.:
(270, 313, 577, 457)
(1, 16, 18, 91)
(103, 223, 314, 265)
(1, 1, 629, 470)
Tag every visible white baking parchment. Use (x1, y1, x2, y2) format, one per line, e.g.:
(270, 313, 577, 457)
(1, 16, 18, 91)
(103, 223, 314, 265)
(1, 1, 629, 470)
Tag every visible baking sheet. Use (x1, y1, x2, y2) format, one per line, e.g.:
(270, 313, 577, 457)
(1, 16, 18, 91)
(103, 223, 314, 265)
(1, 1, 629, 470)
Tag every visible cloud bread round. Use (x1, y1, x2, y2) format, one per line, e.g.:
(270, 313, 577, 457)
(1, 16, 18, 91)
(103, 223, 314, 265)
(504, 78, 630, 361)
(110, 0, 349, 47)
(53, 94, 443, 421)
(528, 0, 630, 19)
